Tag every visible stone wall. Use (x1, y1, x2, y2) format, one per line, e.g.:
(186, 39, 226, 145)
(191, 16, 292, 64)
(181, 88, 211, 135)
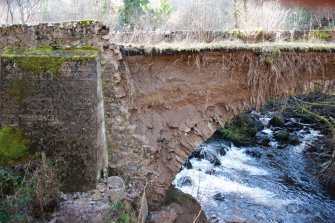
(0, 21, 110, 191)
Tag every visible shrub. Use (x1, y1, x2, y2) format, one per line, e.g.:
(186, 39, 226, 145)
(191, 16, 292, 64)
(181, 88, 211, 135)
(109, 200, 133, 223)
(0, 159, 61, 221)
(0, 166, 23, 195)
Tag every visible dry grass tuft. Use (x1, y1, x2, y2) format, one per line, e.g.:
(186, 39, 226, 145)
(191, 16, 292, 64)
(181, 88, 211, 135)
(246, 50, 324, 107)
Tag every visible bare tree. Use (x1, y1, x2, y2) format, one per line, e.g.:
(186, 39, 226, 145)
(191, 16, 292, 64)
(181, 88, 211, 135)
(0, 0, 44, 24)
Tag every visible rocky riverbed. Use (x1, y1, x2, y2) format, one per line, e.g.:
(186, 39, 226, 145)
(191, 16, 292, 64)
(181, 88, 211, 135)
(174, 94, 335, 223)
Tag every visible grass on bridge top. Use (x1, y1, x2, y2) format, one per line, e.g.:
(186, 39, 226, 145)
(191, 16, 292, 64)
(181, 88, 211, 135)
(123, 41, 335, 55)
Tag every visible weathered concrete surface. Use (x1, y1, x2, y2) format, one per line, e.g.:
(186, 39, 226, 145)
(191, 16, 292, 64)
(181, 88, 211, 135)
(0, 21, 110, 191)
(106, 48, 335, 208)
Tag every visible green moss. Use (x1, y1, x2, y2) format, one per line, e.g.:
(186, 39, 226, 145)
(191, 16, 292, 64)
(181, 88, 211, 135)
(0, 127, 31, 165)
(63, 20, 96, 27)
(2, 47, 98, 75)
(218, 115, 257, 146)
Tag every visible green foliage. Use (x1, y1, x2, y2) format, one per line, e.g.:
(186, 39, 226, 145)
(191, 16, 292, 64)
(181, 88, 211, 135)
(218, 115, 257, 146)
(308, 30, 333, 41)
(0, 158, 62, 222)
(0, 127, 31, 164)
(148, 0, 172, 23)
(109, 200, 132, 223)
(120, 0, 172, 28)
(0, 166, 23, 195)
(120, 0, 149, 26)
(286, 9, 312, 30)
(2, 47, 98, 75)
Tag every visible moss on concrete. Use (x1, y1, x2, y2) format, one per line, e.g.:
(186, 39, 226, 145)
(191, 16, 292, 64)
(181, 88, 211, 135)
(2, 46, 98, 75)
(0, 127, 31, 165)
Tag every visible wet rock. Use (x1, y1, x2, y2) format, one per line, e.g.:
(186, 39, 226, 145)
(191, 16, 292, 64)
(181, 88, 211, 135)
(254, 118, 265, 131)
(288, 134, 300, 145)
(269, 116, 285, 128)
(190, 149, 205, 160)
(277, 145, 287, 150)
(203, 151, 221, 166)
(209, 217, 220, 223)
(148, 207, 177, 223)
(184, 160, 193, 169)
(245, 150, 262, 158)
(282, 174, 295, 186)
(267, 154, 274, 159)
(257, 136, 270, 147)
(176, 177, 192, 187)
(213, 192, 225, 202)
(217, 146, 227, 156)
(274, 129, 290, 142)
(191, 149, 221, 166)
(205, 169, 216, 175)
(303, 144, 318, 153)
(285, 121, 304, 129)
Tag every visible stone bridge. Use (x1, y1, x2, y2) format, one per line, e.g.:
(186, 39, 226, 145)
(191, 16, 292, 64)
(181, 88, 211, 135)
(0, 21, 334, 210)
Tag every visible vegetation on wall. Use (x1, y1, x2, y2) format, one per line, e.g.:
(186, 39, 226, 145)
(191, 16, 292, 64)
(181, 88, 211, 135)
(0, 127, 31, 165)
(0, 125, 62, 222)
(2, 47, 98, 75)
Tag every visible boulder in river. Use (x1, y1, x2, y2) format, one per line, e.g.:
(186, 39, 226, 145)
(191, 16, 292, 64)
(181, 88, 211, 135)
(288, 134, 300, 145)
(203, 151, 221, 166)
(213, 192, 225, 202)
(257, 135, 271, 147)
(190, 149, 205, 160)
(245, 150, 262, 158)
(269, 115, 285, 128)
(190, 149, 221, 166)
(274, 129, 290, 142)
(176, 176, 192, 187)
(184, 160, 193, 169)
(216, 146, 228, 156)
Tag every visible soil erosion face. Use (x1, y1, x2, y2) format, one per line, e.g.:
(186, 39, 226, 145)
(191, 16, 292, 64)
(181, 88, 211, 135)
(122, 50, 335, 208)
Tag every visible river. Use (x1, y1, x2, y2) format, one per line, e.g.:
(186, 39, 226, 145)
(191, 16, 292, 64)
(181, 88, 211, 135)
(173, 112, 335, 223)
